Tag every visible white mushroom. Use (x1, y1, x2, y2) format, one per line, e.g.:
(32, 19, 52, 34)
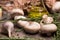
(3, 21, 14, 37)
(42, 14, 48, 19)
(40, 20, 57, 36)
(52, 1, 60, 12)
(23, 21, 41, 33)
(42, 14, 53, 24)
(14, 16, 26, 20)
(5, 3, 12, 7)
(18, 20, 41, 33)
(17, 20, 29, 27)
(11, 8, 24, 15)
(11, 8, 24, 18)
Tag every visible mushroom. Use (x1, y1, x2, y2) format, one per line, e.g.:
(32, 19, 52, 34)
(17, 20, 41, 33)
(17, 20, 29, 27)
(40, 20, 57, 36)
(3, 21, 14, 37)
(11, 8, 24, 19)
(23, 21, 41, 33)
(52, 1, 60, 12)
(14, 16, 26, 20)
(5, 2, 12, 7)
(42, 14, 53, 24)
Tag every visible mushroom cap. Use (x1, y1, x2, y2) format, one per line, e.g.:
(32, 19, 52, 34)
(41, 24, 57, 33)
(3, 21, 14, 29)
(24, 22, 41, 33)
(52, 1, 60, 12)
(11, 8, 24, 15)
(17, 20, 29, 27)
(43, 17, 53, 24)
(42, 14, 48, 19)
(14, 16, 26, 20)
(5, 3, 12, 7)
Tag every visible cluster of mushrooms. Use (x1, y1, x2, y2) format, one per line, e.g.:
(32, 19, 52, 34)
(1, 0, 60, 38)
(2, 8, 57, 37)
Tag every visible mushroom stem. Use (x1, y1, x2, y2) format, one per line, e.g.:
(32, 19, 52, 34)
(3, 21, 14, 37)
(8, 29, 11, 37)
(40, 20, 44, 26)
